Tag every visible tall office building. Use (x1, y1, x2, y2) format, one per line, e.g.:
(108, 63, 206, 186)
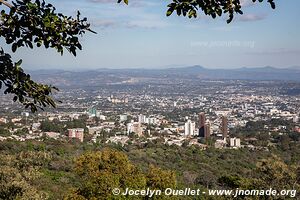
(198, 112, 206, 137)
(184, 120, 195, 137)
(221, 116, 228, 138)
(204, 123, 211, 139)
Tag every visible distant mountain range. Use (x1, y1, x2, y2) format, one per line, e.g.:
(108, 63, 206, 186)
(29, 65, 300, 87)
(161, 65, 300, 81)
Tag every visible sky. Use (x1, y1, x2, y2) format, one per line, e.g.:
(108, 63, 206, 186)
(2, 0, 300, 70)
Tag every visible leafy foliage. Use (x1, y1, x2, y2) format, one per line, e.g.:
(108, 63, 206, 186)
(0, 139, 300, 199)
(0, 0, 94, 112)
(65, 148, 176, 199)
(0, 0, 93, 55)
(40, 119, 86, 133)
(118, 0, 275, 23)
(0, 151, 51, 199)
(0, 126, 10, 136)
(254, 155, 298, 190)
(69, 149, 145, 199)
(0, 49, 58, 112)
(147, 164, 177, 190)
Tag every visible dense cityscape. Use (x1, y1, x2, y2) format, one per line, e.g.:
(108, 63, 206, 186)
(1, 68, 300, 199)
(1, 75, 299, 150)
(1, 0, 300, 199)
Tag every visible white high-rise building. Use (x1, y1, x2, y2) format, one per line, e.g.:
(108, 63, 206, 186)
(99, 115, 106, 120)
(120, 115, 128, 122)
(127, 121, 142, 136)
(184, 120, 196, 137)
(230, 137, 241, 148)
(293, 115, 299, 123)
(146, 117, 157, 125)
(138, 115, 146, 123)
(235, 138, 241, 147)
(138, 115, 158, 125)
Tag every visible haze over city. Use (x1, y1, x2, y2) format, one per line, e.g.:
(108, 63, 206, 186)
(3, 0, 300, 70)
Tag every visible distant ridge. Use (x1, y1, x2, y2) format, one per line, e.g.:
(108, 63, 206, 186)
(29, 65, 300, 87)
(287, 66, 300, 70)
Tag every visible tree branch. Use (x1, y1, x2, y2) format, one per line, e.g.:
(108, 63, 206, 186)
(0, 0, 13, 9)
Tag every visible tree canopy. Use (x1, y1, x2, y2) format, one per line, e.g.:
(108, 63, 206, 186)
(119, 0, 275, 23)
(0, 0, 94, 112)
(65, 148, 176, 199)
(1, 0, 276, 112)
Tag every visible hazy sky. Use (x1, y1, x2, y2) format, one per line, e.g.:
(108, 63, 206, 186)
(3, 0, 300, 70)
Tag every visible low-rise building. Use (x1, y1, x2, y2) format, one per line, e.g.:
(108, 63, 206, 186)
(68, 128, 84, 142)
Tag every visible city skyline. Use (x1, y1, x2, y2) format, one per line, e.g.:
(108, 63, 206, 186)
(0, 1, 300, 198)
(2, 0, 300, 70)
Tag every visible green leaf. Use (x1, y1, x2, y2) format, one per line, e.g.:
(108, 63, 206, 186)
(166, 8, 174, 17)
(12, 43, 18, 52)
(16, 59, 22, 66)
